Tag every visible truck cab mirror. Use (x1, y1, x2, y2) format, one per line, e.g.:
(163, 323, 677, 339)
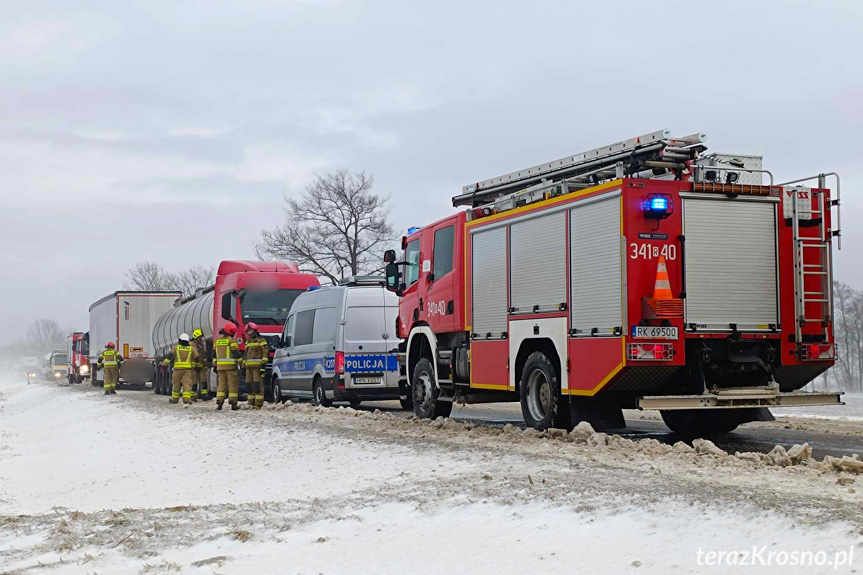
(221, 293, 235, 321)
(385, 262, 402, 295)
(383, 249, 397, 263)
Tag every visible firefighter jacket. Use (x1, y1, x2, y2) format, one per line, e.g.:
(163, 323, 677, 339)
(98, 349, 123, 368)
(161, 344, 199, 370)
(191, 337, 208, 368)
(213, 334, 242, 371)
(244, 335, 269, 367)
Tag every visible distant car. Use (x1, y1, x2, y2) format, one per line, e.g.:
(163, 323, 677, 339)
(271, 277, 409, 408)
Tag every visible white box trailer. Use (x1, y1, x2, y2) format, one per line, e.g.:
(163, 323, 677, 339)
(89, 291, 181, 387)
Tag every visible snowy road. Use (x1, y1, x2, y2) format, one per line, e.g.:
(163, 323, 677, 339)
(1, 379, 862, 574)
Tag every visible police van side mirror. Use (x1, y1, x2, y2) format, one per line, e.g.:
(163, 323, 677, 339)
(385, 262, 402, 296)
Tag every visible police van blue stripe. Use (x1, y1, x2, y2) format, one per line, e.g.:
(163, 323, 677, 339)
(275, 354, 398, 374)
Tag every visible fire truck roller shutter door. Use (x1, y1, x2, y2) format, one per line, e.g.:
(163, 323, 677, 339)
(570, 193, 623, 335)
(682, 197, 779, 330)
(510, 211, 567, 313)
(471, 227, 508, 337)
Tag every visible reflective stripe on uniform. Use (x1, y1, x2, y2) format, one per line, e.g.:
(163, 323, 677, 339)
(228, 393, 239, 399)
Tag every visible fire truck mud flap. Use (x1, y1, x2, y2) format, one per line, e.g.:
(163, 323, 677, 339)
(637, 389, 844, 410)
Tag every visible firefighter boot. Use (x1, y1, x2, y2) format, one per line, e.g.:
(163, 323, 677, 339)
(104, 389, 110, 395)
(216, 401, 223, 411)
(231, 402, 239, 411)
(110, 389, 117, 395)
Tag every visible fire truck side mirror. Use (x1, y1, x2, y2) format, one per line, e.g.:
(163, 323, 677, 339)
(383, 249, 397, 263)
(385, 262, 402, 295)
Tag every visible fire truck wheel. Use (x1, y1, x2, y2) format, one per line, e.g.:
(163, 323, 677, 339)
(312, 376, 332, 408)
(412, 358, 452, 419)
(520, 351, 565, 431)
(660, 410, 740, 438)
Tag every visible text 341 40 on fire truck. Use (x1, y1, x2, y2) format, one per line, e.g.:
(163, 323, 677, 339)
(385, 129, 843, 436)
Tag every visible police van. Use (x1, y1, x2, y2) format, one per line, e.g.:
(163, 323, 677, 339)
(271, 276, 409, 408)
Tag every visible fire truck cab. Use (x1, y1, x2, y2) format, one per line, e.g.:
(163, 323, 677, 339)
(386, 130, 843, 436)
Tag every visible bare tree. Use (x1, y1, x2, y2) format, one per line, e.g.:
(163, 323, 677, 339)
(125, 262, 216, 297)
(27, 319, 67, 354)
(169, 265, 217, 296)
(125, 261, 171, 291)
(257, 170, 395, 284)
(829, 281, 863, 393)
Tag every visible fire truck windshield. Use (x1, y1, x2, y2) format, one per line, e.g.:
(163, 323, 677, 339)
(241, 289, 304, 325)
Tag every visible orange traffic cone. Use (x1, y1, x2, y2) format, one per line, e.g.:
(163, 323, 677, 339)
(653, 256, 673, 300)
(647, 256, 683, 317)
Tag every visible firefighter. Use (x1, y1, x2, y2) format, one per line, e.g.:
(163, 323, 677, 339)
(243, 323, 269, 410)
(97, 342, 123, 395)
(161, 333, 199, 407)
(213, 322, 242, 411)
(191, 329, 209, 401)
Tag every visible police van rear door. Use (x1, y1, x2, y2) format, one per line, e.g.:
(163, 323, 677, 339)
(343, 287, 391, 387)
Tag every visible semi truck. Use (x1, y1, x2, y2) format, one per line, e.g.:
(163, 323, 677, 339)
(385, 129, 843, 436)
(66, 331, 90, 384)
(151, 260, 320, 399)
(89, 291, 182, 387)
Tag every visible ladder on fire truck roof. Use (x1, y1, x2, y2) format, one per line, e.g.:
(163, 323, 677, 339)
(453, 129, 708, 208)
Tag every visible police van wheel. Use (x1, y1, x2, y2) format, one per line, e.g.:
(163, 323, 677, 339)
(270, 376, 285, 404)
(520, 351, 565, 431)
(412, 358, 452, 419)
(312, 377, 332, 408)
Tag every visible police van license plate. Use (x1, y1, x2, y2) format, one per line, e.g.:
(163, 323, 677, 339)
(632, 326, 678, 340)
(353, 375, 382, 384)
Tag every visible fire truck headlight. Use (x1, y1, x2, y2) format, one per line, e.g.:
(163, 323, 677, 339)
(54, 372, 62, 378)
(80, 364, 89, 374)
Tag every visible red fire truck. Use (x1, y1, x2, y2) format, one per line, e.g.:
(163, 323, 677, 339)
(385, 130, 843, 436)
(66, 331, 89, 384)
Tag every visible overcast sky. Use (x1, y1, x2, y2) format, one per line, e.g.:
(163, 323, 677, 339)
(1, 0, 861, 343)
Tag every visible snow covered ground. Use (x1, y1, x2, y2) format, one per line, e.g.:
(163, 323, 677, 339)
(2, 379, 862, 574)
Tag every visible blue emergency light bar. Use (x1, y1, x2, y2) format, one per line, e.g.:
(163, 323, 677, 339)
(643, 194, 672, 219)
(407, 226, 422, 235)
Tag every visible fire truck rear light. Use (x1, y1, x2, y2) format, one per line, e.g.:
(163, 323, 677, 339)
(801, 343, 835, 361)
(627, 343, 674, 361)
(335, 351, 345, 375)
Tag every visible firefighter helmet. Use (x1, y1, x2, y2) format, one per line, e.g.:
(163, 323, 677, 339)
(192, 329, 203, 339)
(246, 322, 259, 333)
(223, 322, 237, 336)
(106, 342, 115, 349)
(179, 333, 190, 343)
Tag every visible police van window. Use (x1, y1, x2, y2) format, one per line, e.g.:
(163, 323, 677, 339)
(433, 226, 455, 279)
(404, 238, 421, 286)
(312, 307, 338, 343)
(294, 310, 315, 346)
(284, 314, 295, 341)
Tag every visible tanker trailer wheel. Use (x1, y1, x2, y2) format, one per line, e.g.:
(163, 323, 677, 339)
(660, 410, 740, 438)
(312, 375, 332, 408)
(411, 358, 452, 419)
(519, 351, 569, 431)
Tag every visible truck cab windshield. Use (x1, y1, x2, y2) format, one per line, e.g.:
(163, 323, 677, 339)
(241, 289, 304, 325)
